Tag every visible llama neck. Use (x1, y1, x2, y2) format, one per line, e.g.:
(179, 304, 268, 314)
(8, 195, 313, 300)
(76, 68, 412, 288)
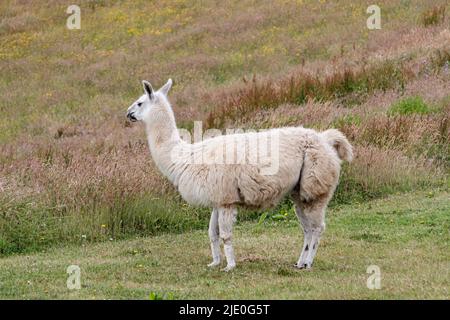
(144, 102, 184, 182)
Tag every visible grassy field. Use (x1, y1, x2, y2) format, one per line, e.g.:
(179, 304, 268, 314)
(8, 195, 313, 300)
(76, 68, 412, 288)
(0, 190, 448, 299)
(0, 0, 449, 299)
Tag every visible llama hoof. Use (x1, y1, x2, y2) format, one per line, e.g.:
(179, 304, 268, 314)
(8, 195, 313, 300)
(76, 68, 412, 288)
(207, 261, 220, 268)
(294, 262, 311, 269)
(222, 264, 236, 272)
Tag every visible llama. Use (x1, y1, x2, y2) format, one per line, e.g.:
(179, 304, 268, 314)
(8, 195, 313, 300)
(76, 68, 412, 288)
(126, 79, 353, 271)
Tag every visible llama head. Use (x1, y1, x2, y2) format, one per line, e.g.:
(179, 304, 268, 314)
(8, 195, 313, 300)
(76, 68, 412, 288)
(126, 79, 173, 122)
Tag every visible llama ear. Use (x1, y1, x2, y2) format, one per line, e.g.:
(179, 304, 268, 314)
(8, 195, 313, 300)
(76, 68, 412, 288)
(159, 78, 173, 96)
(142, 80, 154, 98)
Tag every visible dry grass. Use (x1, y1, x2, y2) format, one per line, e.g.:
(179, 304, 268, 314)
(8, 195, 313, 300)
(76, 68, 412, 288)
(421, 4, 446, 26)
(205, 57, 417, 128)
(205, 46, 450, 129)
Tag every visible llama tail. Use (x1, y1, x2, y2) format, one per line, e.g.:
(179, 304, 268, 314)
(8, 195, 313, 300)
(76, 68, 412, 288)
(321, 129, 353, 162)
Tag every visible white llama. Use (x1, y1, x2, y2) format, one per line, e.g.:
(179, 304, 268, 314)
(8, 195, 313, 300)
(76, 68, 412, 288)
(126, 79, 353, 271)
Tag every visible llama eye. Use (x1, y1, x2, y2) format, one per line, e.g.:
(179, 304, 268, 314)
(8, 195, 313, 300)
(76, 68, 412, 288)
(137, 102, 143, 107)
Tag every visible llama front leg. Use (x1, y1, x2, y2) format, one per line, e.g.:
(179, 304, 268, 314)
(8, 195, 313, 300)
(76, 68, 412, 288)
(208, 208, 221, 267)
(218, 207, 237, 272)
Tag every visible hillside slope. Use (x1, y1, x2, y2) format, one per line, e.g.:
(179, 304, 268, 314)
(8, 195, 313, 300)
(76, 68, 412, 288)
(0, 0, 449, 261)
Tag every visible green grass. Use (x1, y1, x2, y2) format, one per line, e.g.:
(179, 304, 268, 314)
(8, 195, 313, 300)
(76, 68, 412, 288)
(333, 114, 362, 128)
(1, 168, 444, 257)
(0, 190, 448, 299)
(0, 194, 262, 256)
(388, 96, 432, 116)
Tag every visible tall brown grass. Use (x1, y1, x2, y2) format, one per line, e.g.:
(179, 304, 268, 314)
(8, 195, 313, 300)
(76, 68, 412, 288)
(205, 61, 412, 128)
(421, 5, 446, 26)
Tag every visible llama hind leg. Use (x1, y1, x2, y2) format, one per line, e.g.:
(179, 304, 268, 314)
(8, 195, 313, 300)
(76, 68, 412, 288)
(294, 200, 326, 269)
(294, 205, 312, 268)
(303, 222, 325, 268)
(218, 207, 237, 272)
(208, 208, 221, 267)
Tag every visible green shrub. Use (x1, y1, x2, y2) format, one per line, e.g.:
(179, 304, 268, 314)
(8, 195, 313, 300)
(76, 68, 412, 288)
(149, 291, 175, 300)
(333, 114, 362, 128)
(388, 96, 431, 116)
